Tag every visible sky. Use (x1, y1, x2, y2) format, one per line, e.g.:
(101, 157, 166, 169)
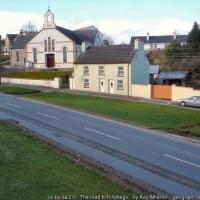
(0, 0, 199, 43)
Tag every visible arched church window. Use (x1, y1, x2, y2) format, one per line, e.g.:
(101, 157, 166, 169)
(48, 37, 51, 52)
(47, 14, 51, 23)
(63, 47, 67, 63)
(52, 39, 55, 52)
(33, 48, 37, 64)
(16, 51, 19, 62)
(44, 40, 47, 51)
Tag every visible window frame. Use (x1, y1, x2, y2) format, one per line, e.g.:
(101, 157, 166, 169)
(16, 51, 19, 62)
(98, 66, 105, 76)
(83, 79, 89, 88)
(83, 66, 89, 76)
(63, 47, 67, 63)
(48, 37, 51, 52)
(117, 66, 124, 77)
(117, 80, 124, 90)
(44, 40, 47, 52)
(52, 39, 55, 52)
(33, 48, 37, 64)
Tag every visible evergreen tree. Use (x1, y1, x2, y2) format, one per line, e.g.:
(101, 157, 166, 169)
(187, 22, 200, 49)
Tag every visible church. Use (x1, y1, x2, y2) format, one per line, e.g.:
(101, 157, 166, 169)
(11, 9, 103, 70)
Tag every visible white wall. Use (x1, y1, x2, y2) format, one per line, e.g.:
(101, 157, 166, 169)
(1, 77, 62, 89)
(131, 84, 151, 98)
(172, 85, 200, 101)
(27, 28, 76, 69)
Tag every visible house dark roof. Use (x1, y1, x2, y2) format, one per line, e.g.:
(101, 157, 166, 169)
(56, 26, 83, 44)
(157, 71, 189, 80)
(12, 34, 36, 49)
(131, 35, 188, 45)
(7, 34, 17, 41)
(75, 45, 136, 64)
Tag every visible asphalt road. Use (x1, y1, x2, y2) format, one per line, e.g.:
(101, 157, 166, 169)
(0, 93, 200, 195)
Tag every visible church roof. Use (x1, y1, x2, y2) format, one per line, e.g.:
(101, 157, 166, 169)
(56, 25, 99, 45)
(56, 26, 83, 44)
(12, 34, 36, 49)
(75, 45, 136, 64)
(74, 28, 98, 44)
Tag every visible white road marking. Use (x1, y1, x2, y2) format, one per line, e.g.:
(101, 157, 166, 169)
(163, 154, 200, 169)
(84, 127, 120, 141)
(6, 103, 22, 109)
(37, 112, 59, 120)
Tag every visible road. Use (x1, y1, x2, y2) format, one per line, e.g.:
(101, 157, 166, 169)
(0, 93, 200, 195)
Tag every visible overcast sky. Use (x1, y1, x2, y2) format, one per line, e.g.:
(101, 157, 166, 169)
(0, 0, 199, 43)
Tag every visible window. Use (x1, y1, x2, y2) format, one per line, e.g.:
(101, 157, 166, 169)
(44, 40, 47, 51)
(150, 44, 153, 49)
(63, 47, 67, 63)
(83, 66, 89, 76)
(117, 80, 124, 90)
(48, 37, 51, 52)
(83, 79, 89, 88)
(33, 48, 37, 64)
(16, 51, 19, 62)
(154, 44, 157, 49)
(52, 39, 55, 52)
(99, 66, 104, 76)
(118, 66, 124, 77)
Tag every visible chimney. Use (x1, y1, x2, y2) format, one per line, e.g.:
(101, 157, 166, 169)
(134, 39, 144, 50)
(146, 32, 150, 41)
(173, 31, 177, 40)
(20, 30, 26, 36)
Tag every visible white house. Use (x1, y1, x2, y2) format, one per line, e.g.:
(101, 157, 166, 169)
(131, 32, 188, 51)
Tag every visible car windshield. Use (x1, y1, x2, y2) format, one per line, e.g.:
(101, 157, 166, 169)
(189, 96, 198, 100)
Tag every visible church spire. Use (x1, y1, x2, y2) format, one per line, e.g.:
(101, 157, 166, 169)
(43, 9, 56, 29)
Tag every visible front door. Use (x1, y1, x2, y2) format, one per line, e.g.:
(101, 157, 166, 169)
(99, 79, 105, 93)
(109, 80, 114, 94)
(46, 54, 55, 68)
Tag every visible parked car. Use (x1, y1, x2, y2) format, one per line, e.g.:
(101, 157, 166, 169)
(178, 96, 200, 108)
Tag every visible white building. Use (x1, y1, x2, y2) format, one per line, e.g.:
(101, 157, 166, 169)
(16, 9, 103, 69)
(130, 32, 188, 51)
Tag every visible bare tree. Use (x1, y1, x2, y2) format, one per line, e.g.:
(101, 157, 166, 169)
(102, 33, 115, 45)
(20, 21, 37, 34)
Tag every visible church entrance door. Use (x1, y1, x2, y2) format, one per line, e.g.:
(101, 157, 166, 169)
(46, 54, 55, 68)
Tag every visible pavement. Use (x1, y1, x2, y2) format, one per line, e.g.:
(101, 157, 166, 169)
(0, 93, 200, 195)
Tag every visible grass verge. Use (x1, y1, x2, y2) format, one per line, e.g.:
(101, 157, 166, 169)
(0, 85, 40, 95)
(28, 92, 200, 136)
(0, 121, 133, 200)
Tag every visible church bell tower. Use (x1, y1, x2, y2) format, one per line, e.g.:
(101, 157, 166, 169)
(43, 9, 56, 29)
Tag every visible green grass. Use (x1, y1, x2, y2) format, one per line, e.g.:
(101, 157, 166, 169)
(2, 71, 71, 81)
(0, 121, 133, 200)
(28, 92, 200, 135)
(0, 85, 40, 94)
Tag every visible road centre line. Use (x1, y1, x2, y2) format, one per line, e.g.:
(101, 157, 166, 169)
(163, 154, 200, 169)
(84, 127, 120, 141)
(37, 112, 59, 120)
(6, 103, 22, 109)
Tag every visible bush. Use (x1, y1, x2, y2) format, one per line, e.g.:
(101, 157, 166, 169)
(1, 71, 72, 81)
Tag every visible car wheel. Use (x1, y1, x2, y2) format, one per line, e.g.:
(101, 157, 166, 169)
(180, 101, 186, 107)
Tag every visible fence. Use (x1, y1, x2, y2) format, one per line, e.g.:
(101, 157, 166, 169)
(151, 85, 172, 100)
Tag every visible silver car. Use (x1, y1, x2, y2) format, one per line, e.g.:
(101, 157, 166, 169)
(178, 96, 200, 108)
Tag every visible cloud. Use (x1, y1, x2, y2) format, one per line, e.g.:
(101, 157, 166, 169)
(0, 11, 42, 36)
(0, 11, 192, 44)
